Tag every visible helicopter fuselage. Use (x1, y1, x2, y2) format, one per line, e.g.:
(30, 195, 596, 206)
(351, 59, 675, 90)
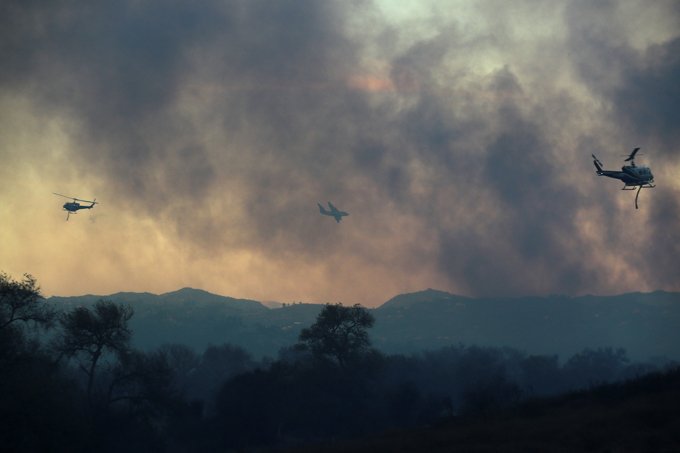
(63, 202, 94, 212)
(596, 165, 654, 187)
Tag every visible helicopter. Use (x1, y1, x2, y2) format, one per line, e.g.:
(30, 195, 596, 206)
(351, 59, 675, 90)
(53, 193, 98, 220)
(591, 147, 655, 209)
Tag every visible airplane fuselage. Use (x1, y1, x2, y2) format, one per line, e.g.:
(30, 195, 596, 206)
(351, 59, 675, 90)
(318, 202, 349, 223)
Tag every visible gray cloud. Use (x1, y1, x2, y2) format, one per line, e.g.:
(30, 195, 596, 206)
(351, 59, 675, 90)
(2, 0, 679, 300)
(566, 1, 680, 151)
(565, 0, 680, 291)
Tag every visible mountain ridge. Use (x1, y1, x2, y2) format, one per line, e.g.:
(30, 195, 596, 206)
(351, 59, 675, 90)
(46, 288, 680, 361)
(50, 286, 680, 309)
(49, 287, 267, 312)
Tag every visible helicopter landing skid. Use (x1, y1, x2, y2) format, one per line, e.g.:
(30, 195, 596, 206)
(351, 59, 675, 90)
(622, 184, 655, 209)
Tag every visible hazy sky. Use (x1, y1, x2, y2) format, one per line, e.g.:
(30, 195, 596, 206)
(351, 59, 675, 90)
(1, 0, 679, 305)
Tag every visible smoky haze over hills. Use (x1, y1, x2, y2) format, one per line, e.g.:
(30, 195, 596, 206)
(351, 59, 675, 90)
(3, 0, 680, 303)
(48, 288, 680, 361)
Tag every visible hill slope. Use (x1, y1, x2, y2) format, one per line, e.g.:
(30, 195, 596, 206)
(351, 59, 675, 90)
(292, 367, 680, 452)
(373, 289, 680, 360)
(48, 289, 680, 360)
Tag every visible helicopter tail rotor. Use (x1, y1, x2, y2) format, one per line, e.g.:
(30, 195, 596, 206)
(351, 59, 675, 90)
(592, 154, 604, 173)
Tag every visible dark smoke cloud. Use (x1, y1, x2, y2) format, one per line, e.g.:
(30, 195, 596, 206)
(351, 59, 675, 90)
(2, 0, 679, 299)
(431, 68, 606, 296)
(566, 1, 680, 151)
(565, 0, 680, 291)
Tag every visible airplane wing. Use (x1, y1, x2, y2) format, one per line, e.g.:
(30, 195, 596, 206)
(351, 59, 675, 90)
(327, 202, 339, 214)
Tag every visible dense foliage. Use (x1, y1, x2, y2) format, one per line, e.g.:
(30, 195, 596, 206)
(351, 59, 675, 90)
(1, 273, 676, 451)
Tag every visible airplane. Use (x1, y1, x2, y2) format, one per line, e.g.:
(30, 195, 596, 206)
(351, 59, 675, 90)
(318, 201, 349, 223)
(592, 147, 655, 209)
(53, 193, 98, 220)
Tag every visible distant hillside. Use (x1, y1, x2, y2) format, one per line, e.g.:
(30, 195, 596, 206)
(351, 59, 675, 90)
(291, 366, 680, 452)
(48, 289, 680, 360)
(48, 290, 322, 357)
(373, 289, 680, 361)
(380, 288, 471, 309)
(49, 287, 267, 313)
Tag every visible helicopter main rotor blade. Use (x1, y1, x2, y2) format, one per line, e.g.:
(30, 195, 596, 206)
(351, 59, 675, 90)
(624, 147, 641, 162)
(52, 192, 98, 204)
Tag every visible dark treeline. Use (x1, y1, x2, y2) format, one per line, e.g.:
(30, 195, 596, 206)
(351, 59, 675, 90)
(1, 273, 676, 452)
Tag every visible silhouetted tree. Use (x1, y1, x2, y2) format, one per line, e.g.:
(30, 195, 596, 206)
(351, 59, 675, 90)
(385, 380, 422, 427)
(214, 365, 286, 448)
(0, 348, 89, 452)
(297, 303, 375, 368)
(191, 343, 255, 411)
(460, 370, 522, 416)
(0, 272, 54, 334)
(158, 343, 201, 397)
(107, 349, 176, 410)
(55, 300, 133, 402)
(0, 273, 90, 451)
(563, 347, 629, 388)
(519, 354, 562, 396)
